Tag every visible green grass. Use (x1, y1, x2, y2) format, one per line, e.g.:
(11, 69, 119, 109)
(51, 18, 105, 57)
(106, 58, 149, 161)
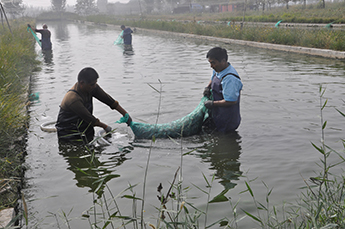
(32, 1, 345, 52)
(0, 18, 40, 210)
(82, 14, 345, 51)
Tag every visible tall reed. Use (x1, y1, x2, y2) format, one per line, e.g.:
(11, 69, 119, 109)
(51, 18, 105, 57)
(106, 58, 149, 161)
(239, 85, 345, 228)
(0, 19, 39, 210)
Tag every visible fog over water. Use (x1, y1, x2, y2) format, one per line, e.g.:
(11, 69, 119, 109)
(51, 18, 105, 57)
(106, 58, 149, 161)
(22, 0, 129, 8)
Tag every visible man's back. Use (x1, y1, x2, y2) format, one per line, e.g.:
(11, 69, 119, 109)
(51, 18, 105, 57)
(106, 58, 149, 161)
(123, 28, 133, 45)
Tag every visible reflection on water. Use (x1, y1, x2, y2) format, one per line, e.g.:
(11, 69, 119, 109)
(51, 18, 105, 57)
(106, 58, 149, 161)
(121, 44, 134, 55)
(58, 143, 133, 198)
(55, 21, 70, 41)
(195, 132, 242, 191)
(42, 50, 53, 65)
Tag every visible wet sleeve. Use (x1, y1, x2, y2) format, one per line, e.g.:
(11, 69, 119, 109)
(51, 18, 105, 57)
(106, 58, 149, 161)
(222, 77, 243, 102)
(92, 85, 119, 109)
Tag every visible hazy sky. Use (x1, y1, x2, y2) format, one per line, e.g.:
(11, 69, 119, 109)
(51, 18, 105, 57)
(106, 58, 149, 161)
(22, 0, 129, 8)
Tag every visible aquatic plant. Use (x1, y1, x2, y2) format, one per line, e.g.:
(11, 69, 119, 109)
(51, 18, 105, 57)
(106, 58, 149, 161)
(239, 85, 345, 228)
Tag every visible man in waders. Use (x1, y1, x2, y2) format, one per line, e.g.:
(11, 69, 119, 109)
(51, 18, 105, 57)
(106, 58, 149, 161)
(56, 67, 132, 143)
(120, 25, 133, 51)
(28, 24, 52, 51)
(202, 47, 243, 133)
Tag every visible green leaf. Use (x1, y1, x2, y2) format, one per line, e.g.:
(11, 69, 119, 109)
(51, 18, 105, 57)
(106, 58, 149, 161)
(315, 201, 323, 221)
(113, 215, 134, 220)
(102, 212, 119, 229)
(245, 181, 254, 197)
(209, 194, 229, 203)
(168, 136, 180, 145)
(191, 183, 208, 195)
(321, 99, 328, 110)
(121, 195, 143, 200)
(209, 188, 230, 203)
(335, 108, 345, 118)
(322, 121, 327, 129)
(219, 220, 228, 226)
(202, 172, 211, 188)
(183, 148, 197, 156)
(258, 202, 267, 211)
(147, 83, 160, 93)
(205, 218, 228, 228)
(242, 209, 262, 223)
(311, 142, 325, 155)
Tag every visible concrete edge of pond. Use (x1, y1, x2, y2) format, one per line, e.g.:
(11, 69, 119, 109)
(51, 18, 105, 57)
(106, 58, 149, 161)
(0, 208, 15, 227)
(137, 27, 345, 60)
(82, 20, 345, 59)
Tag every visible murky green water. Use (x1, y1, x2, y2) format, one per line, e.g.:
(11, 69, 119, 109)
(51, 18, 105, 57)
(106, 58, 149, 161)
(23, 21, 345, 228)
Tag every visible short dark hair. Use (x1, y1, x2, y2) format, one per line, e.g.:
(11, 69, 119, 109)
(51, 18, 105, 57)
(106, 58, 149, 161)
(120, 25, 125, 29)
(78, 67, 99, 83)
(206, 47, 228, 62)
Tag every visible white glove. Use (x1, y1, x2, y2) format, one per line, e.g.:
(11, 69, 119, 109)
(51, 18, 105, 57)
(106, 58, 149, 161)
(104, 125, 112, 133)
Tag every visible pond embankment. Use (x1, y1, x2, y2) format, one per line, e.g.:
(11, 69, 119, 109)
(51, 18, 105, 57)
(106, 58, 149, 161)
(83, 20, 345, 59)
(0, 21, 39, 228)
(137, 27, 345, 59)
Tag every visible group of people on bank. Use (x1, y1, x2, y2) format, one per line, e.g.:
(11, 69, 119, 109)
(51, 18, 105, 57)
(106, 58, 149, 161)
(30, 24, 242, 144)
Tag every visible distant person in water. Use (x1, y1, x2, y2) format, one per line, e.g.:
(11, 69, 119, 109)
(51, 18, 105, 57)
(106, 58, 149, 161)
(28, 24, 52, 51)
(120, 25, 133, 50)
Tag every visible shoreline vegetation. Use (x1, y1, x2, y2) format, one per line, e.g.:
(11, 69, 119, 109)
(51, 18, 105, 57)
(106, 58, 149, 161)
(37, 1, 345, 53)
(0, 18, 40, 226)
(1, 1, 345, 227)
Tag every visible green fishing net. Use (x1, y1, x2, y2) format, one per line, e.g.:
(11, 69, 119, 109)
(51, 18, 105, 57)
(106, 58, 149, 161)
(116, 96, 209, 139)
(114, 31, 124, 45)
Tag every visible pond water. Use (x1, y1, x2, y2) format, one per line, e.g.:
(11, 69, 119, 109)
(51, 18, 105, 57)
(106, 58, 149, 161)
(23, 21, 345, 228)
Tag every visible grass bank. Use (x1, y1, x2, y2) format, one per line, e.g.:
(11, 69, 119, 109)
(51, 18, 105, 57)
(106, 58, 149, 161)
(83, 14, 345, 51)
(132, 1, 345, 24)
(0, 18, 40, 213)
(37, 1, 339, 52)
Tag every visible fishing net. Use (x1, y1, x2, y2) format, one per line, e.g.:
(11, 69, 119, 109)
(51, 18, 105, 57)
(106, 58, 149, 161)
(114, 31, 123, 45)
(27, 26, 42, 47)
(116, 96, 209, 139)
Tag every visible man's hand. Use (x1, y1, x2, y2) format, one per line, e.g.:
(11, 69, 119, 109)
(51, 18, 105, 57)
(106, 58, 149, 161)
(203, 87, 211, 97)
(204, 100, 214, 109)
(126, 114, 132, 126)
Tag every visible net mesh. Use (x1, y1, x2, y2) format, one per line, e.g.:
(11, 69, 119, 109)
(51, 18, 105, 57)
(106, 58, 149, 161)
(114, 31, 124, 45)
(116, 96, 209, 139)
